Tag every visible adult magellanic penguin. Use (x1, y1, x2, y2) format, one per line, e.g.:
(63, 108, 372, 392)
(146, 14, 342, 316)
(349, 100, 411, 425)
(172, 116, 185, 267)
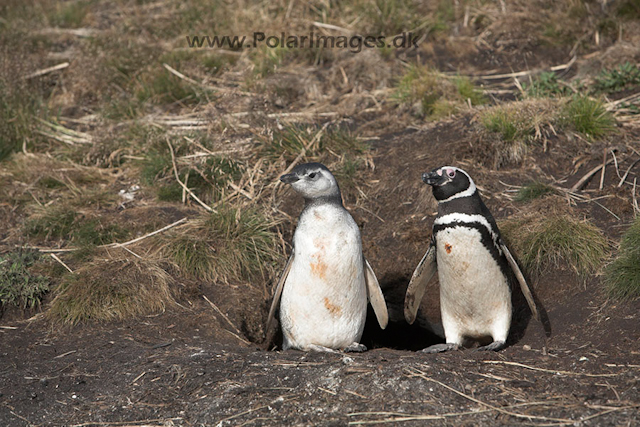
(266, 162, 388, 352)
(404, 166, 538, 352)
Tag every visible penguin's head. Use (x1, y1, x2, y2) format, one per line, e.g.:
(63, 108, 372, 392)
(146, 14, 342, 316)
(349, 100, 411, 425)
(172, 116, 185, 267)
(422, 166, 477, 202)
(280, 162, 341, 201)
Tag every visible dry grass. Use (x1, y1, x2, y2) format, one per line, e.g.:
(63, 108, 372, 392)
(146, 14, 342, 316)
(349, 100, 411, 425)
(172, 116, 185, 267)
(605, 218, 640, 300)
(500, 209, 609, 280)
(48, 258, 176, 324)
(478, 99, 558, 168)
(0, 0, 637, 326)
(393, 65, 484, 118)
(160, 206, 281, 284)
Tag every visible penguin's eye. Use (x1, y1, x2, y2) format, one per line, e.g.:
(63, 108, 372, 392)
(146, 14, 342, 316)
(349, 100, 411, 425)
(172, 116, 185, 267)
(308, 172, 317, 179)
(447, 169, 456, 178)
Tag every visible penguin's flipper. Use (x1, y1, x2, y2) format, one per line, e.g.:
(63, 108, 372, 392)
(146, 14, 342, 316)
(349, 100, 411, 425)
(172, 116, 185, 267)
(501, 243, 539, 321)
(364, 258, 388, 330)
(404, 243, 437, 325)
(265, 251, 294, 335)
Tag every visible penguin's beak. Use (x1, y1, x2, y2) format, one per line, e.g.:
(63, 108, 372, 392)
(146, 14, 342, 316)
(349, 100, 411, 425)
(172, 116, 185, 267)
(422, 171, 444, 186)
(280, 173, 299, 184)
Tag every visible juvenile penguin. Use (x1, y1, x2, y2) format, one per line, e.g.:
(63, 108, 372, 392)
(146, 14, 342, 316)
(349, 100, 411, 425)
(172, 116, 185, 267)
(266, 162, 388, 352)
(404, 166, 537, 353)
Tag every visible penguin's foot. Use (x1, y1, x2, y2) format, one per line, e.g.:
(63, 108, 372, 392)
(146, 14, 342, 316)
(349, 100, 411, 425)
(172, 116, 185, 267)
(343, 342, 367, 353)
(419, 343, 459, 353)
(307, 344, 339, 353)
(476, 340, 506, 352)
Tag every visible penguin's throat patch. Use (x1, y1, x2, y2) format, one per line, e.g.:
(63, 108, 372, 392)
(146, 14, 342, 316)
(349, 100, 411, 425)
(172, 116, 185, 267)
(445, 243, 453, 254)
(323, 297, 342, 316)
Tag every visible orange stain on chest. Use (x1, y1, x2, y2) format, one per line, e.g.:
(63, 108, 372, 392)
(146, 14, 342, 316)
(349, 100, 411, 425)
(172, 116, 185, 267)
(323, 297, 342, 316)
(445, 243, 453, 254)
(310, 251, 328, 279)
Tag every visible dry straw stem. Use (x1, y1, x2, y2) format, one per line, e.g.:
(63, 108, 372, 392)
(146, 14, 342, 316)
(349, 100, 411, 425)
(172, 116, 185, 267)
(24, 62, 69, 80)
(162, 63, 254, 97)
(166, 137, 217, 213)
(471, 55, 576, 81)
(69, 418, 183, 427)
(404, 368, 636, 426)
(27, 217, 188, 253)
(348, 402, 562, 425)
(202, 294, 250, 345)
(480, 360, 619, 377)
(405, 367, 576, 424)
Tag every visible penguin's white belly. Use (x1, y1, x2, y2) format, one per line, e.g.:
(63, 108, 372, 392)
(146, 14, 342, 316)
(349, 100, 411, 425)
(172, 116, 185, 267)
(435, 226, 511, 341)
(280, 206, 367, 350)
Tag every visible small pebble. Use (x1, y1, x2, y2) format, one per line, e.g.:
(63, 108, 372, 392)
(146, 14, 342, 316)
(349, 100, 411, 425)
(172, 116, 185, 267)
(523, 344, 532, 351)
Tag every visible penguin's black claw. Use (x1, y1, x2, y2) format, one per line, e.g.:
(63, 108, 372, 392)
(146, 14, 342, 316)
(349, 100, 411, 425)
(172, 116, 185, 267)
(344, 343, 367, 353)
(476, 340, 506, 352)
(419, 343, 458, 354)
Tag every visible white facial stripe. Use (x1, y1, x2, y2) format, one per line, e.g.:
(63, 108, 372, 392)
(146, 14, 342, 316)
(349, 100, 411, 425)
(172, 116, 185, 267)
(439, 180, 476, 203)
(434, 213, 501, 253)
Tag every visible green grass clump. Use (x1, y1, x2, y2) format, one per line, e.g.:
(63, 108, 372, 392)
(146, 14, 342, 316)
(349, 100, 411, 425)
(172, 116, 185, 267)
(394, 65, 443, 117)
(523, 72, 572, 98)
(515, 182, 557, 202)
(141, 145, 244, 203)
(73, 220, 130, 246)
(251, 46, 289, 78)
(264, 125, 367, 162)
(0, 250, 50, 309)
(561, 96, 615, 140)
(0, 80, 42, 162)
(501, 215, 608, 279)
(136, 68, 211, 105)
(49, 259, 175, 324)
(356, 0, 441, 36)
(482, 109, 522, 142)
(478, 100, 558, 168)
(595, 62, 640, 93)
(163, 207, 280, 283)
(455, 76, 487, 105)
(25, 208, 78, 241)
(25, 206, 130, 246)
(604, 218, 640, 300)
(49, 0, 91, 28)
(394, 66, 485, 118)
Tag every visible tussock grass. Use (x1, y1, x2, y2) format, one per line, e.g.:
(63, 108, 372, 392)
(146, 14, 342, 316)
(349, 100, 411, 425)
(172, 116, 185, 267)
(455, 76, 487, 106)
(48, 0, 90, 28)
(49, 259, 176, 324)
(523, 72, 572, 98)
(605, 218, 640, 300)
(515, 182, 557, 202)
(25, 205, 130, 246)
(500, 214, 608, 279)
(561, 96, 616, 140)
(140, 137, 244, 203)
(0, 250, 50, 309)
(136, 68, 212, 105)
(355, 0, 445, 36)
(0, 79, 43, 162)
(479, 100, 557, 167)
(394, 66, 484, 118)
(162, 206, 280, 284)
(25, 207, 79, 241)
(263, 124, 366, 162)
